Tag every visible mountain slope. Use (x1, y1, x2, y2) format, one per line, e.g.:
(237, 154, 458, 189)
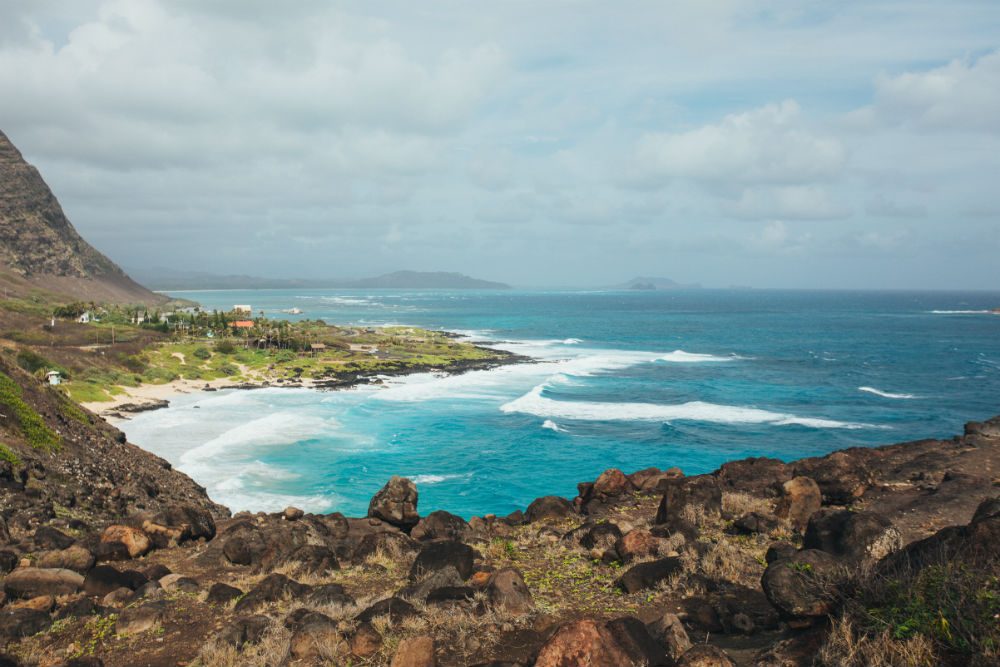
(0, 130, 166, 304)
(347, 271, 510, 289)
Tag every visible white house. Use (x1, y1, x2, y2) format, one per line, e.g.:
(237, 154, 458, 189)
(46, 370, 61, 386)
(233, 304, 252, 314)
(78, 311, 91, 324)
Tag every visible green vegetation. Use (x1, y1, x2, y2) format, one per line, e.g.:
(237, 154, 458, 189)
(0, 443, 21, 466)
(0, 371, 60, 452)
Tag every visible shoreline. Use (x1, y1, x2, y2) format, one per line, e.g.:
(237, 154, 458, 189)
(82, 342, 530, 422)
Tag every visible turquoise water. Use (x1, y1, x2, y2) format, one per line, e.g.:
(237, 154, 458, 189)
(122, 289, 1000, 518)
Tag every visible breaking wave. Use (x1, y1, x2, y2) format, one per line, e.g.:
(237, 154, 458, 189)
(859, 386, 918, 400)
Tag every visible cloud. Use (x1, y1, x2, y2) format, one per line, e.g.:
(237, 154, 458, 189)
(727, 186, 851, 221)
(851, 49, 1000, 133)
(634, 101, 847, 187)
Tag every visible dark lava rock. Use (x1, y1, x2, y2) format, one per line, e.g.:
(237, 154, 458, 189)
(426, 585, 476, 604)
(83, 566, 147, 597)
(206, 583, 244, 606)
(215, 615, 271, 649)
(410, 540, 475, 581)
(765, 542, 798, 564)
(367, 476, 420, 529)
(0, 608, 51, 640)
(656, 477, 722, 528)
(356, 597, 418, 624)
(34, 526, 75, 550)
(411, 510, 471, 541)
(676, 644, 736, 667)
(308, 583, 355, 607)
(0, 551, 18, 574)
(525, 496, 574, 523)
(615, 557, 683, 593)
(803, 509, 901, 562)
(234, 574, 310, 613)
(487, 568, 534, 615)
(286, 544, 339, 575)
(564, 522, 623, 551)
(761, 549, 841, 619)
(715, 457, 790, 496)
(352, 530, 419, 563)
(731, 512, 783, 536)
(142, 564, 171, 581)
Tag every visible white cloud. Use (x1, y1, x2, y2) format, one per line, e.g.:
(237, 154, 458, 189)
(853, 49, 1000, 132)
(634, 101, 847, 187)
(727, 185, 851, 221)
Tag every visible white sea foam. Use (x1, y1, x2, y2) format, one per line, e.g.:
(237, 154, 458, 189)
(501, 384, 872, 429)
(411, 473, 469, 485)
(659, 350, 737, 363)
(858, 386, 918, 400)
(179, 412, 338, 465)
(929, 310, 991, 314)
(541, 419, 566, 432)
(322, 296, 375, 306)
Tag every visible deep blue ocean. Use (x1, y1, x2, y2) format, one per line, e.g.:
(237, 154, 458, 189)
(121, 289, 1000, 518)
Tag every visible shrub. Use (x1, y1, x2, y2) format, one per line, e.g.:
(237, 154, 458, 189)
(217, 363, 239, 376)
(0, 443, 21, 466)
(15, 349, 50, 374)
(142, 367, 179, 383)
(0, 371, 60, 452)
(275, 350, 296, 363)
(120, 354, 148, 373)
(215, 340, 235, 354)
(192, 346, 212, 360)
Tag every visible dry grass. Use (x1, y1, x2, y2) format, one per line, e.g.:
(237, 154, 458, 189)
(819, 616, 939, 667)
(721, 491, 774, 517)
(195, 619, 291, 667)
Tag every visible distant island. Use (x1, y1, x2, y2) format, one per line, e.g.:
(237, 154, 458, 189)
(614, 276, 702, 290)
(128, 268, 511, 291)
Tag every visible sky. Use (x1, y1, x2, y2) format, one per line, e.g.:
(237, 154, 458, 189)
(1, 1, 999, 289)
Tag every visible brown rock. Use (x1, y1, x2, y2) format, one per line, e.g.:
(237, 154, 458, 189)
(35, 545, 95, 573)
(368, 476, 419, 529)
(535, 619, 639, 667)
(391, 635, 436, 667)
(761, 550, 841, 619)
(615, 529, 658, 563)
(677, 644, 736, 667)
(101, 525, 152, 559)
(3, 568, 84, 599)
(115, 601, 166, 635)
(351, 621, 382, 658)
(289, 615, 347, 660)
(647, 612, 691, 662)
(774, 477, 822, 532)
(8, 595, 54, 613)
(593, 468, 631, 496)
(656, 476, 722, 527)
(526, 495, 574, 523)
(487, 568, 534, 615)
(283, 506, 305, 521)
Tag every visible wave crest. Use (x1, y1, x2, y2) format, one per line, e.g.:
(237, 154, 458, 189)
(859, 386, 918, 400)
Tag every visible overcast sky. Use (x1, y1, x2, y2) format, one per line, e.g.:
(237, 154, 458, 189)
(2, 1, 999, 289)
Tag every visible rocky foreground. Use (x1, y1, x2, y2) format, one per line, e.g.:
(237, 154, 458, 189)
(1, 352, 999, 666)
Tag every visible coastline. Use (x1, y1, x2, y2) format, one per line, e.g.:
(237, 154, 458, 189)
(82, 341, 530, 422)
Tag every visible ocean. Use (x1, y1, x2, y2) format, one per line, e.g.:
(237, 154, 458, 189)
(120, 289, 1000, 518)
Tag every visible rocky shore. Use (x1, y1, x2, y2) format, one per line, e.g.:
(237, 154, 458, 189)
(1, 350, 998, 666)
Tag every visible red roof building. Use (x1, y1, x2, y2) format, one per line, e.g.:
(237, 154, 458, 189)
(231, 320, 254, 328)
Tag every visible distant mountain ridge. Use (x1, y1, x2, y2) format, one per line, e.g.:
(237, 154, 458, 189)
(0, 129, 166, 304)
(130, 268, 511, 290)
(615, 276, 701, 290)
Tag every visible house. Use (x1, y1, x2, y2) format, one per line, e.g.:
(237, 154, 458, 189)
(231, 320, 254, 329)
(78, 311, 91, 324)
(308, 343, 327, 355)
(46, 370, 61, 386)
(233, 305, 252, 315)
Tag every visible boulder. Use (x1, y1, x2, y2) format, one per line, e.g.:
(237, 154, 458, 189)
(368, 476, 420, 529)
(616, 557, 683, 593)
(351, 621, 382, 658)
(646, 612, 691, 662)
(3, 568, 84, 599)
(234, 574, 310, 613)
(286, 544, 339, 575)
(605, 617, 667, 666)
(100, 525, 152, 559)
(33, 526, 75, 550)
(615, 529, 659, 563)
(391, 635, 436, 667)
(400, 566, 464, 602)
(94, 541, 132, 563)
(761, 550, 841, 619)
(765, 542, 798, 564)
(9, 595, 54, 613)
(308, 583, 355, 607)
(803, 510, 901, 562)
(486, 568, 533, 615)
(289, 614, 347, 660)
(676, 644, 736, 667)
(0, 608, 51, 640)
(142, 564, 171, 581)
(593, 468, 631, 497)
(731, 512, 783, 536)
(792, 451, 869, 504)
(356, 597, 418, 624)
(145, 504, 216, 544)
(565, 522, 623, 552)
(116, 601, 166, 635)
(83, 566, 147, 597)
(410, 541, 475, 581)
(353, 531, 419, 563)
(159, 574, 200, 593)
(283, 506, 305, 521)
(0, 551, 18, 574)
(656, 477, 722, 527)
(35, 545, 95, 573)
(629, 467, 685, 493)
(526, 496, 574, 523)
(715, 458, 791, 496)
(214, 615, 271, 649)
(411, 510, 471, 542)
(535, 619, 665, 667)
(774, 477, 822, 532)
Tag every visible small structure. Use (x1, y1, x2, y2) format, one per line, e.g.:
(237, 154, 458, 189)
(233, 305, 252, 315)
(308, 343, 327, 355)
(78, 312, 91, 324)
(46, 370, 61, 386)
